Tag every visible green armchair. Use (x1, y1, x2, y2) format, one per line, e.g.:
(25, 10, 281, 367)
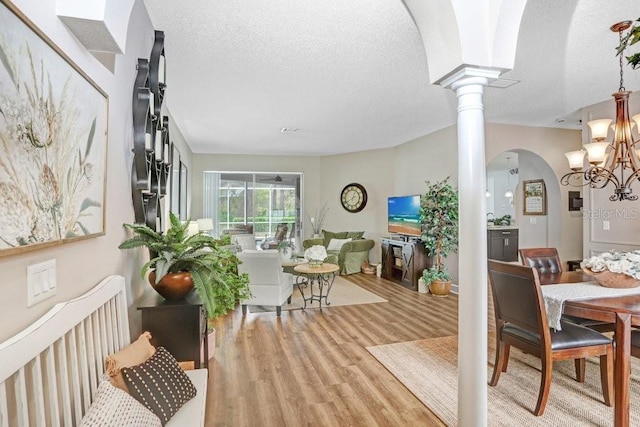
(302, 230, 375, 275)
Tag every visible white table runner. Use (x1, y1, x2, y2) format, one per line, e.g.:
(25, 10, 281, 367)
(541, 281, 640, 330)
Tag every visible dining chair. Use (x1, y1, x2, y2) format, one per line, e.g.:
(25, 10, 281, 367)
(518, 247, 614, 333)
(631, 330, 640, 358)
(518, 247, 563, 274)
(488, 260, 613, 416)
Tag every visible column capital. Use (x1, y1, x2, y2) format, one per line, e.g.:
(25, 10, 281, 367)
(438, 66, 502, 90)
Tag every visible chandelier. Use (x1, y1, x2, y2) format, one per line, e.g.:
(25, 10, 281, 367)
(561, 21, 640, 202)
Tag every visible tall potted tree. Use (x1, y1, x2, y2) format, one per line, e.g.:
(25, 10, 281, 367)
(420, 177, 459, 297)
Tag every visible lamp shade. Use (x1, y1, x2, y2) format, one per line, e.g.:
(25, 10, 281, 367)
(584, 142, 609, 164)
(587, 119, 612, 141)
(187, 221, 199, 236)
(633, 113, 640, 131)
(565, 150, 586, 170)
(196, 218, 214, 231)
(504, 190, 513, 198)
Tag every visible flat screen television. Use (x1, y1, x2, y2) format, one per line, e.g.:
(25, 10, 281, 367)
(387, 195, 422, 236)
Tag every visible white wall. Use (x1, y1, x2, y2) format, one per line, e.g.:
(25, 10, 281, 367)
(0, 0, 157, 342)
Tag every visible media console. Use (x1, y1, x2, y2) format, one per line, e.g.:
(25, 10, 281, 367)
(381, 238, 431, 291)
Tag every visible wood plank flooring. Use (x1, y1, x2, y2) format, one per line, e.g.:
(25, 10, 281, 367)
(206, 274, 460, 426)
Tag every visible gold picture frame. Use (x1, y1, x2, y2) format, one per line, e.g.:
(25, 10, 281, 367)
(523, 179, 547, 215)
(0, 0, 108, 256)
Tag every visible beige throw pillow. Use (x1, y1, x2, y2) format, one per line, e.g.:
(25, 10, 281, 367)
(105, 331, 156, 393)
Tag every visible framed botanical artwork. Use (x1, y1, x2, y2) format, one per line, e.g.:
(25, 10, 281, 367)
(523, 179, 547, 215)
(0, 0, 108, 256)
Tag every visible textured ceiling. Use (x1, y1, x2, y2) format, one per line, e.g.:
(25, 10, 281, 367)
(142, 0, 640, 156)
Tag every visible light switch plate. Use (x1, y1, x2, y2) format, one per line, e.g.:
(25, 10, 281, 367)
(27, 259, 57, 307)
(603, 220, 610, 231)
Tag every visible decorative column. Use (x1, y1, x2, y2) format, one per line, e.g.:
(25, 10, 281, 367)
(442, 67, 500, 426)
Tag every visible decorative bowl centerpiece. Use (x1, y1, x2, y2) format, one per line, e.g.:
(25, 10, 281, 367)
(304, 245, 327, 268)
(581, 250, 640, 288)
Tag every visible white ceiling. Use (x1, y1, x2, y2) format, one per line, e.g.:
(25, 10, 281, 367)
(142, 0, 640, 157)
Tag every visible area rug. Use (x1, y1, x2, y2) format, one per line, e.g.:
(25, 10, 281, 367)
(245, 276, 387, 313)
(367, 335, 640, 426)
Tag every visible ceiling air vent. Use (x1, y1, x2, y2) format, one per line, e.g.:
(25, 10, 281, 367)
(488, 78, 520, 89)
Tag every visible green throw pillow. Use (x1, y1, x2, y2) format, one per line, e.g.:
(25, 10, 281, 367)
(346, 231, 364, 240)
(322, 230, 348, 247)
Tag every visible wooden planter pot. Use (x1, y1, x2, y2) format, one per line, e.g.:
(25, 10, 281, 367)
(148, 271, 194, 300)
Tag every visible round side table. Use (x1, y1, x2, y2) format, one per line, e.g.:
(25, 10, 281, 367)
(293, 263, 339, 310)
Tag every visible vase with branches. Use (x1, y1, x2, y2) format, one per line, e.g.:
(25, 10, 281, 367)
(308, 202, 328, 237)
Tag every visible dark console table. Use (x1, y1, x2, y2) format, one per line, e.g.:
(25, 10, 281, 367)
(137, 289, 208, 369)
(381, 238, 431, 291)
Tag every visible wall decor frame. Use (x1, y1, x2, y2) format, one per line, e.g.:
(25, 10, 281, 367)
(0, 0, 108, 256)
(130, 30, 168, 231)
(523, 179, 547, 215)
(179, 161, 188, 221)
(170, 143, 181, 216)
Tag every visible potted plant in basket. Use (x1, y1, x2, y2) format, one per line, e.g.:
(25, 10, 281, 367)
(420, 177, 459, 297)
(118, 212, 250, 318)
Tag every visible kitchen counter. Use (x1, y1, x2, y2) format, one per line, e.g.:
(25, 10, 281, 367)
(487, 225, 518, 230)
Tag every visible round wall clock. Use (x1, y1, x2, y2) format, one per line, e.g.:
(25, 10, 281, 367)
(340, 183, 367, 213)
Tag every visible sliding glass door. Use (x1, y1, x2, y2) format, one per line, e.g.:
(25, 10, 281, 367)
(203, 172, 302, 246)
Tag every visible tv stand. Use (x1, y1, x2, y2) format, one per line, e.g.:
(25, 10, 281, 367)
(381, 238, 431, 291)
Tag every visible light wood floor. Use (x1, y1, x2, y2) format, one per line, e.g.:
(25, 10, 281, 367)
(206, 274, 459, 426)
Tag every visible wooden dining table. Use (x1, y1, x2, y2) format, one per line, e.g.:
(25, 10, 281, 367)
(540, 270, 640, 427)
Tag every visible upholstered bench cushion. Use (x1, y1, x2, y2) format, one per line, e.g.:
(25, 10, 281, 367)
(166, 369, 208, 427)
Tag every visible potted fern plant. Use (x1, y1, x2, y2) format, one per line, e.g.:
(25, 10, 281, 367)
(420, 177, 459, 297)
(118, 212, 250, 318)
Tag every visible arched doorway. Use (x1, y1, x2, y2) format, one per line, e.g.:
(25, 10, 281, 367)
(487, 149, 564, 251)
